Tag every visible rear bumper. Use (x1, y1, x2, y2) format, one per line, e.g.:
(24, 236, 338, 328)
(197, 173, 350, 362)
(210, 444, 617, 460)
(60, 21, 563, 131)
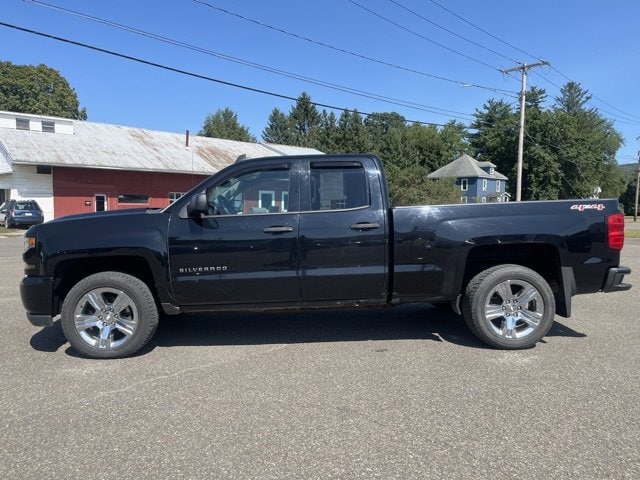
(20, 275, 54, 327)
(9, 216, 43, 226)
(602, 266, 632, 292)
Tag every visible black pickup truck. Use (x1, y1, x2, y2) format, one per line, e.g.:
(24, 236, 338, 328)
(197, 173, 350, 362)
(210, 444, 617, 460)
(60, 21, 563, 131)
(20, 154, 631, 358)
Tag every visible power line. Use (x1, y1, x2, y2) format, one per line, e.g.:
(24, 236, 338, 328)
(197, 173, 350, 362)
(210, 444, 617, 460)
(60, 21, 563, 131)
(429, 0, 640, 125)
(531, 70, 640, 124)
(0, 20, 457, 128)
(523, 129, 587, 198)
(24, 0, 476, 122)
(192, 0, 517, 97)
(429, 0, 543, 62)
(524, 129, 592, 190)
(546, 65, 640, 122)
(346, 0, 512, 74)
(388, 0, 520, 64)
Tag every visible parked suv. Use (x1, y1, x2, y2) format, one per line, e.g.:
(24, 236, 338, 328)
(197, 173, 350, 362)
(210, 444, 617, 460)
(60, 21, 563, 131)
(0, 200, 44, 228)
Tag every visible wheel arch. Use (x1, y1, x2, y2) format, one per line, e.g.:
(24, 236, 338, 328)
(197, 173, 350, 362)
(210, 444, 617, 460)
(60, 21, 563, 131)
(462, 243, 571, 317)
(52, 256, 158, 316)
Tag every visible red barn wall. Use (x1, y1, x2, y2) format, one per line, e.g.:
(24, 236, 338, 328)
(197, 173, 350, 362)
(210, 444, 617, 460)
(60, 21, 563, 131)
(52, 167, 208, 219)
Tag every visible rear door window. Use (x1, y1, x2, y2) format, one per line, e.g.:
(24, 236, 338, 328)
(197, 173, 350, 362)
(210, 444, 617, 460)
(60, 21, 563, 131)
(309, 162, 368, 211)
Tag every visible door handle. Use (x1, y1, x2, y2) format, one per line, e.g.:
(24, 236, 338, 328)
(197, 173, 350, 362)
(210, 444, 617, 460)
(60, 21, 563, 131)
(350, 222, 380, 231)
(263, 226, 294, 233)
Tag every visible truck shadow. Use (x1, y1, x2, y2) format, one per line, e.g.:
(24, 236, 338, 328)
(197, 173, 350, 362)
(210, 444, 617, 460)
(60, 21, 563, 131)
(151, 304, 478, 349)
(29, 304, 587, 356)
(150, 305, 587, 351)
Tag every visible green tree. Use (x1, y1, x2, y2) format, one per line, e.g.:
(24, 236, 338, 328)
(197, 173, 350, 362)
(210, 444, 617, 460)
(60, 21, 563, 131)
(288, 92, 320, 147)
(550, 83, 625, 199)
(335, 110, 372, 153)
(199, 107, 256, 142)
(0, 61, 87, 119)
(438, 121, 470, 167)
(363, 112, 411, 167)
(619, 181, 637, 215)
(376, 126, 416, 170)
(469, 99, 518, 193)
(364, 112, 407, 141)
(555, 81, 592, 115)
(313, 110, 339, 152)
(386, 164, 459, 206)
(262, 108, 295, 145)
(519, 90, 563, 200)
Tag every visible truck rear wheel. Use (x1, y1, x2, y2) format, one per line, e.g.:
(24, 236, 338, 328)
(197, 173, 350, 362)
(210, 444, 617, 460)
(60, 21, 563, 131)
(462, 264, 555, 349)
(61, 272, 159, 359)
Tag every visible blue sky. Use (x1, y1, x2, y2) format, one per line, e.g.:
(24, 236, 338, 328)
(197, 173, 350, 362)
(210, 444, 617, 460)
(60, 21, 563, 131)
(2, 0, 639, 165)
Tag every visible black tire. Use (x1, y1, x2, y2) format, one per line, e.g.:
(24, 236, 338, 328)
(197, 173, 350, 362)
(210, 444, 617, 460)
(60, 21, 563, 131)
(61, 272, 159, 359)
(462, 264, 555, 349)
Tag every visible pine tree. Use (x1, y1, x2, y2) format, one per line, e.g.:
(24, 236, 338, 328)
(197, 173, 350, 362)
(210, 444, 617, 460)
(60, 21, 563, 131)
(262, 108, 295, 145)
(288, 92, 320, 147)
(335, 110, 372, 153)
(199, 108, 256, 142)
(313, 110, 339, 152)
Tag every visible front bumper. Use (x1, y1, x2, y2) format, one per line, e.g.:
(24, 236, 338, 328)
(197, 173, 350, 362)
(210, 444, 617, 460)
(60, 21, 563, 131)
(602, 266, 632, 292)
(20, 275, 54, 327)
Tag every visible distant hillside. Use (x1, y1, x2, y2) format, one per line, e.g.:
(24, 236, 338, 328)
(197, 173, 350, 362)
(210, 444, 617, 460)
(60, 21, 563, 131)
(619, 163, 637, 181)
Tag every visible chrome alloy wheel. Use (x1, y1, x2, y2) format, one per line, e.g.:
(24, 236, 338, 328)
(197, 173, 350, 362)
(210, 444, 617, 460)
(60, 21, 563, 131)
(73, 287, 139, 350)
(483, 279, 544, 340)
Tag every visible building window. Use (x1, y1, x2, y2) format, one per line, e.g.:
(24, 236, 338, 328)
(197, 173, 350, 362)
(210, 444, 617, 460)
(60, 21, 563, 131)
(489, 167, 495, 175)
(16, 118, 30, 130)
(496, 180, 501, 192)
(95, 194, 107, 212)
(460, 179, 468, 191)
(482, 179, 488, 192)
(118, 194, 149, 204)
(461, 196, 468, 204)
(258, 190, 276, 211)
(481, 197, 487, 203)
(36, 165, 52, 175)
(281, 191, 289, 212)
(42, 121, 55, 133)
(169, 192, 184, 203)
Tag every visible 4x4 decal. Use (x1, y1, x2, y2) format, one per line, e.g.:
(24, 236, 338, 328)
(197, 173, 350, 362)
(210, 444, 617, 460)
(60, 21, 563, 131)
(570, 204, 606, 212)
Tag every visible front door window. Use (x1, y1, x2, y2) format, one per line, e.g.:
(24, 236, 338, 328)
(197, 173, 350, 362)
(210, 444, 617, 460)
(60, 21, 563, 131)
(206, 167, 292, 215)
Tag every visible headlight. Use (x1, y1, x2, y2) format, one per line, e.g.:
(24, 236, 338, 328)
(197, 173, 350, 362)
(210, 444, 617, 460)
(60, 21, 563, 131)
(24, 235, 36, 251)
(23, 235, 38, 272)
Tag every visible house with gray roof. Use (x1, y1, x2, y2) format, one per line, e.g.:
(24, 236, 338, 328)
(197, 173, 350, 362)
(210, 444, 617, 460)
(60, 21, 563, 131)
(0, 110, 322, 221)
(427, 153, 510, 203)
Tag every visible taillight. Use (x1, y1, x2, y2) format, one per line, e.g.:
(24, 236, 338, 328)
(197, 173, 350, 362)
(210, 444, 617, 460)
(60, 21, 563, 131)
(607, 212, 624, 250)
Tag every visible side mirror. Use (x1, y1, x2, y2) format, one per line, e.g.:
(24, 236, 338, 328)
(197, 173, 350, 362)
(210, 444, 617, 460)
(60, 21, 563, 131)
(186, 193, 208, 217)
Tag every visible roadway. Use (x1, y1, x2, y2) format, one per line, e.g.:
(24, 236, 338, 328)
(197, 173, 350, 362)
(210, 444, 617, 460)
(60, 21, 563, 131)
(1, 235, 638, 479)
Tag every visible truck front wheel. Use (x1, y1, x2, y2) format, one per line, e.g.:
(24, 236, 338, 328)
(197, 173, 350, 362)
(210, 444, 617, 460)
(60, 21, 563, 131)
(61, 272, 159, 359)
(462, 265, 555, 349)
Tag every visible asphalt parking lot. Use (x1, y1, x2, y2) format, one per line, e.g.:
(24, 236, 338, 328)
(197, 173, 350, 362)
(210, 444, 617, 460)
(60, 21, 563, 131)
(1, 234, 638, 479)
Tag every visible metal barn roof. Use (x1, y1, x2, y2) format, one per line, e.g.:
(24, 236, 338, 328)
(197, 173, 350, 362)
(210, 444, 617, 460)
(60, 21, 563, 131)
(0, 113, 322, 175)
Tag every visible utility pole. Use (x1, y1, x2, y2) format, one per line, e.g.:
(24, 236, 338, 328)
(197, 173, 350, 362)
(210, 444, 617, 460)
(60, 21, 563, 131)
(500, 61, 549, 201)
(634, 136, 640, 221)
